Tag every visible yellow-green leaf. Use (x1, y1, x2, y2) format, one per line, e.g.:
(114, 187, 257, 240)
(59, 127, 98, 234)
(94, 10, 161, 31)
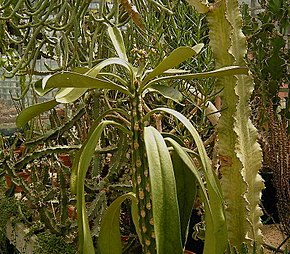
(142, 44, 204, 85)
(108, 26, 128, 61)
(16, 99, 59, 128)
(144, 126, 183, 254)
(98, 193, 139, 254)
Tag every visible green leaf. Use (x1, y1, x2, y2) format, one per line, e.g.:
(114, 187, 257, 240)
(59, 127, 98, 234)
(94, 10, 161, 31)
(145, 84, 183, 104)
(44, 72, 130, 95)
(165, 137, 226, 254)
(34, 79, 53, 96)
(163, 69, 190, 74)
(144, 126, 183, 254)
(55, 88, 88, 103)
(42, 67, 90, 102)
(75, 120, 130, 254)
(144, 66, 249, 90)
(16, 99, 59, 128)
(142, 44, 204, 84)
(144, 108, 227, 254)
(98, 192, 139, 254)
(72, 67, 90, 74)
(170, 148, 197, 246)
(108, 26, 128, 61)
(87, 58, 135, 82)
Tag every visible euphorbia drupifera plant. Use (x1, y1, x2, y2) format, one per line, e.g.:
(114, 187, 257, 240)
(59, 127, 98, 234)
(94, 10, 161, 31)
(17, 25, 249, 254)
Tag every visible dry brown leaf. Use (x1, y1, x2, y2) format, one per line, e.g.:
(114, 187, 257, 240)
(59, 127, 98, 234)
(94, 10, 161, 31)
(120, 0, 144, 30)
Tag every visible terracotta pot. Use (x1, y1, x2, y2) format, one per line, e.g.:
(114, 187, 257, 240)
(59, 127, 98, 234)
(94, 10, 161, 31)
(59, 154, 72, 167)
(5, 171, 31, 193)
(14, 145, 25, 157)
(68, 205, 78, 220)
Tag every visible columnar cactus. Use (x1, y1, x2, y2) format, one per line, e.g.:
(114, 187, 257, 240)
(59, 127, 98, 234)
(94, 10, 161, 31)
(188, 0, 264, 252)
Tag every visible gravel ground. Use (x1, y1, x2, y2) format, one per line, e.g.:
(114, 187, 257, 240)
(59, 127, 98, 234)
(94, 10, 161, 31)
(262, 224, 289, 253)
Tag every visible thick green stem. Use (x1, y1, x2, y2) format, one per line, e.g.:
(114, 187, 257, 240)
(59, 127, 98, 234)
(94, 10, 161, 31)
(130, 85, 156, 254)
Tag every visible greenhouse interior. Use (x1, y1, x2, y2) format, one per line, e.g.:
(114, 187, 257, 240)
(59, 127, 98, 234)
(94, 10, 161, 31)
(0, 0, 289, 253)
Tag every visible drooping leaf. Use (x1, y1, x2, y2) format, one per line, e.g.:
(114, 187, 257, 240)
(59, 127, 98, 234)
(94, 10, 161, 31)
(144, 108, 227, 254)
(120, 0, 144, 29)
(34, 79, 53, 96)
(75, 120, 130, 254)
(165, 137, 227, 254)
(87, 57, 135, 82)
(144, 126, 183, 254)
(170, 148, 197, 246)
(98, 192, 139, 254)
(55, 88, 88, 103)
(146, 84, 183, 104)
(16, 99, 59, 128)
(35, 67, 90, 97)
(44, 72, 129, 95)
(142, 44, 204, 84)
(144, 65, 249, 89)
(108, 26, 128, 61)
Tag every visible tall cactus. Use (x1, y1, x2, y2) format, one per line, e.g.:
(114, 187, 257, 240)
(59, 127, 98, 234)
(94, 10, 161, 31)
(187, 0, 264, 252)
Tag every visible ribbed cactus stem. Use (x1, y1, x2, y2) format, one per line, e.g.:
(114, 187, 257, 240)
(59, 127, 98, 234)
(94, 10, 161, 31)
(130, 81, 156, 254)
(187, 0, 264, 251)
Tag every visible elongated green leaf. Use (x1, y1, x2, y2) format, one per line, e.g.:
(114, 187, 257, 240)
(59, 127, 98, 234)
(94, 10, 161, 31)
(108, 26, 128, 61)
(76, 120, 130, 254)
(165, 137, 227, 254)
(70, 148, 82, 195)
(34, 79, 53, 96)
(55, 87, 87, 103)
(73, 67, 90, 74)
(170, 148, 197, 246)
(87, 58, 135, 82)
(144, 65, 249, 90)
(163, 69, 190, 74)
(44, 72, 129, 95)
(146, 84, 183, 104)
(98, 193, 139, 254)
(144, 108, 228, 254)
(144, 126, 183, 254)
(16, 99, 59, 128)
(35, 67, 89, 98)
(142, 44, 204, 84)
